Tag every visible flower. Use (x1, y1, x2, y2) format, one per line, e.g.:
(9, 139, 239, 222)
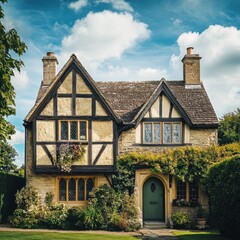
(54, 143, 85, 172)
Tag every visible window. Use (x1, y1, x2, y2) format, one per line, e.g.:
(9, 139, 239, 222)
(176, 180, 186, 200)
(189, 181, 199, 203)
(58, 177, 94, 202)
(60, 121, 87, 141)
(143, 122, 181, 144)
(176, 180, 199, 204)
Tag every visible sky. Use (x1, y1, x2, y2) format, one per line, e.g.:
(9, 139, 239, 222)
(2, 0, 240, 166)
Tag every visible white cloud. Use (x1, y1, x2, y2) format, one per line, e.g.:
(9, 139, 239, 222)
(59, 11, 150, 69)
(170, 25, 240, 117)
(11, 69, 29, 90)
(137, 67, 168, 80)
(96, 0, 133, 12)
(68, 0, 88, 11)
(9, 130, 24, 145)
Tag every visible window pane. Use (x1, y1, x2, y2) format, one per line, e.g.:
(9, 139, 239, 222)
(173, 123, 181, 143)
(78, 178, 85, 201)
(59, 178, 66, 201)
(177, 180, 186, 200)
(70, 121, 78, 140)
(153, 123, 160, 143)
(144, 123, 152, 143)
(189, 182, 199, 203)
(68, 178, 76, 201)
(86, 178, 94, 200)
(61, 121, 68, 140)
(164, 123, 172, 143)
(80, 121, 87, 140)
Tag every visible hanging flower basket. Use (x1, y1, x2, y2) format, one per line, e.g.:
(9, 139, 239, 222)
(54, 143, 85, 172)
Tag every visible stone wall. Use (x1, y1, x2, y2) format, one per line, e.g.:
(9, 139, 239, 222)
(190, 129, 218, 146)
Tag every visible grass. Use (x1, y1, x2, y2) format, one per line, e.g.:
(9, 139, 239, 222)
(173, 230, 230, 240)
(0, 231, 137, 240)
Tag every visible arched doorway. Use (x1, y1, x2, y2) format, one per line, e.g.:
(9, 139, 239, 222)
(143, 177, 165, 221)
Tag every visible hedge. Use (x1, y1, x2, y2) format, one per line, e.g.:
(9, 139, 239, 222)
(204, 155, 240, 239)
(0, 172, 25, 222)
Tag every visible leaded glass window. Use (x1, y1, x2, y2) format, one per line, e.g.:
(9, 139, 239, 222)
(70, 121, 78, 140)
(176, 180, 186, 200)
(189, 182, 198, 202)
(153, 123, 160, 143)
(164, 123, 172, 143)
(86, 178, 94, 200)
(59, 178, 66, 201)
(60, 121, 68, 140)
(144, 123, 152, 143)
(80, 121, 87, 140)
(173, 123, 180, 143)
(59, 120, 87, 141)
(68, 178, 76, 201)
(78, 178, 85, 201)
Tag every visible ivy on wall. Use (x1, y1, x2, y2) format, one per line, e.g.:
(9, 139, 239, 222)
(113, 143, 240, 194)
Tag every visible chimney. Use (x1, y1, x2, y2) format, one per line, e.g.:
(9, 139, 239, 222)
(182, 47, 201, 85)
(42, 52, 58, 86)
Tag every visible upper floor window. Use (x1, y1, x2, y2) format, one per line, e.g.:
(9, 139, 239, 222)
(60, 120, 87, 141)
(143, 122, 181, 144)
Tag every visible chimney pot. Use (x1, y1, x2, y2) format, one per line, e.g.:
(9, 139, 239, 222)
(47, 52, 54, 57)
(187, 47, 194, 55)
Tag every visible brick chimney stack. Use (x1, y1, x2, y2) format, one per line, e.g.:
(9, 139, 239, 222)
(182, 47, 201, 85)
(42, 52, 58, 86)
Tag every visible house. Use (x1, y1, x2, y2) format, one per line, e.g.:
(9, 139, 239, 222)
(24, 47, 218, 226)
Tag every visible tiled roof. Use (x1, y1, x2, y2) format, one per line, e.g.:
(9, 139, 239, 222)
(96, 81, 160, 123)
(97, 80, 218, 127)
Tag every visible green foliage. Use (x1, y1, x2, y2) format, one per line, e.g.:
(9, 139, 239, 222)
(0, 0, 27, 141)
(65, 207, 84, 230)
(44, 192, 54, 209)
(81, 184, 140, 231)
(204, 155, 240, 239)
(15, 186, 40, 211)
(172, 212, 190, 229)
(114, 143, 240, 194)
(0, 141, 17, 173)
(54, 143, 86, 172)
(0, 172, 25, 222)
(196, 205, 207, 218)
(218, 108, 240, 145)
(0, 193, 3, 222)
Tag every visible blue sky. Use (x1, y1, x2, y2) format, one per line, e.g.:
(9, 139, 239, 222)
(2, 0, 240, 166)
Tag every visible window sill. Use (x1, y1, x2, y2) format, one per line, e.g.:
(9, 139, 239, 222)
(134, 143, 192, 147)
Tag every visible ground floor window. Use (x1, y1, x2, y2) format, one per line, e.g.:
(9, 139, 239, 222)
(58, 177, 94, 202)
(175, 180, 199, 206)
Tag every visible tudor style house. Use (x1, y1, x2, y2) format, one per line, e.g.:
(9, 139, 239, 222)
(24, 47, 218, 226)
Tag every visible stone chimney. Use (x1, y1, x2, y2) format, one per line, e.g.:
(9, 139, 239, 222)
(42, 52, 58, 86)
(182, 47, 201, 85)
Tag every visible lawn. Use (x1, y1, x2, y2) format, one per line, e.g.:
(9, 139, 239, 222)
(173, 230, 230, 240)
(0, 231, 137, 240)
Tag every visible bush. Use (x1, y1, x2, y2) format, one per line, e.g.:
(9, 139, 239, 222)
(205, 155, 240, 239)
(172, 212, 190, 229)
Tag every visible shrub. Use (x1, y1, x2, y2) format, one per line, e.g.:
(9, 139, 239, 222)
(204, 155, 240, 239)
(172, 212, 190, 229)
(15, 186, 40, 211)
(65, 207, 84, 230)
(0, 193, 4, 222)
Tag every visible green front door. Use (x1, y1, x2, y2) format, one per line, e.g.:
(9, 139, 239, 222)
(143, 177, 164, 221)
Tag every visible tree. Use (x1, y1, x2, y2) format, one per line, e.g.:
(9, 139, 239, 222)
(0, 141, 17, 173)
(218, 108, 240, 145)
(0, 0, 27, 141)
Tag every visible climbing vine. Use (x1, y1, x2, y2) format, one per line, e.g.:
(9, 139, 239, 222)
(113, 143, 240, 194)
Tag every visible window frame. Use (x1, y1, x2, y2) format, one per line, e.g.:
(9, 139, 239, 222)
(143, 122, 182, 144)
(57, 176, 95, 203)
(176, 180, 199, 203)
(59, 120, 88, 141)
